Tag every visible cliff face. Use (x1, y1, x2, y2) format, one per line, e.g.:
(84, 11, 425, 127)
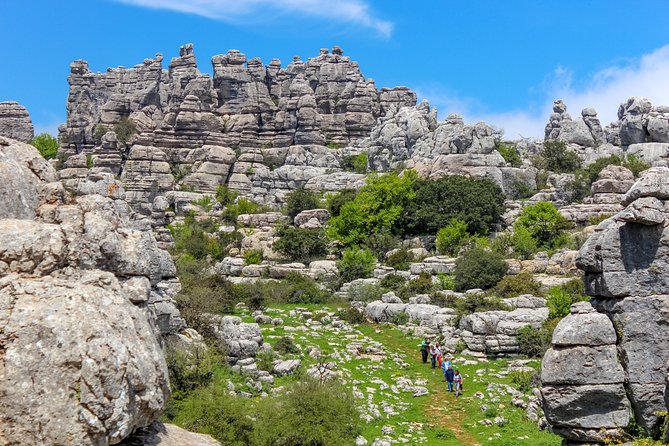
(0, 101, 34, 143)
(541, 167, 669, 444)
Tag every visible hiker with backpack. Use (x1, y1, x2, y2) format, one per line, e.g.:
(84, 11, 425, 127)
(420, 338, 429, 364)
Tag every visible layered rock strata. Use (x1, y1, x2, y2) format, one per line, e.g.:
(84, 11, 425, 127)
(541, 166, 669, 444)
(0, 101, 34, 143)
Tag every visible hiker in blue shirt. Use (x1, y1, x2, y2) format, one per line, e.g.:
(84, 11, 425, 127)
(444, 364, 455, 392)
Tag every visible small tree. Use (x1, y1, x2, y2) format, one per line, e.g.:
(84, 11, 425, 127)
(495, 141, 522, 168)
(30, 133, 59, 159)
(514, 201, 573, 250)
(273, 226, 329, 262)
(337, 247, 376, 282)
(114, 117, 136, 145)
(436, 218, 470, 256)
(454, 246, 508, 291)
(541, 140, 582, 173)
(285, 188, 321, 219)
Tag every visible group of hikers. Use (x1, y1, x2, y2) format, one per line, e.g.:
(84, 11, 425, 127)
(420, 338, 463, 395)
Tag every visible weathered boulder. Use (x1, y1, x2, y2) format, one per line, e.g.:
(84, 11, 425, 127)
(208, 315, 264, 364)
(119, 421, 221, 446)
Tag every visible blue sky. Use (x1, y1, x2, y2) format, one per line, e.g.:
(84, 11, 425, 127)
(2, 0, 669, 138)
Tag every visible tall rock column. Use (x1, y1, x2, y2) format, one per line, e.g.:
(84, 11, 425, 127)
(541, 166, 669, 444)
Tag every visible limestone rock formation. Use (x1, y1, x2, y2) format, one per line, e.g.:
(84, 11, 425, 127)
(0, 137, 184, 445)
(541, 166, 669, 443)
(0, 101, 34, 142)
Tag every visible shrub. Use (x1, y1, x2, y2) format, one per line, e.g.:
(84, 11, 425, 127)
(364, 229, 400, 260)
(283, 273, 332, 304)
(243, 249, 262, 265)
(514, 201, 573, 250)
(326, 188, 357, 217)
(516, 318, 559, 358)
(273, 226, 329, 262)
(546, 279, 588, 319)
(285, 188, 321, 219)
(436, 218, 470, 256)
(436, 273, 456, 291)
(85, 154, 94, 168)
(252, 379, 362, 446)
(336, 306, 366, 324)
(402, 175, 505, 236)
(256, 349, 278, 372)
(495, 141, 522, 168)
(385, 248, 415, 271)
(274, 336, 299, 354)
(509, 178, 535, 200)
(379, 274, 406, 291)
(390, 311, 409, 325)
(541, 139, 582, 173)
(347, 283, 384, 302)
(397, 272, 436, 299)
(223, 198, 267, 223)
(216, 185, 238, 206)
(510, 369, 536, 393)
(168, 385, 254, 445)
(454, 247, 508, 291)
(166, 345, 221, 396)
(512, 226, 539, 259)
(455, 293, 509, 317)
(340, 153, 368, 173)
(193, 195, 214, 212)
(31, 133, 59, 159)
(114, 117, 136, 145)
(169, 213, 236, 260)
(494, 272, 543, 298)
(337, 248, 377, 282)
(327, 171, 417, 245)
(175, 275, 236, 337)
(624, 154, 650, 177)
(93, 124, 108, 144)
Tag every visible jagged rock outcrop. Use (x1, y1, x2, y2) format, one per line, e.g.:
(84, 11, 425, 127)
(541, 166, 669, 444)
(363, 101, 536, 195)
(58, 44, 415, 211)
(0, 101, 34, 143)
(0, 137, 184, 445)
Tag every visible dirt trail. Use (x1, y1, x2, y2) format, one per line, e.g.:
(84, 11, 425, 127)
(425, 366, 481, 446)
(371, 326, 481, 445)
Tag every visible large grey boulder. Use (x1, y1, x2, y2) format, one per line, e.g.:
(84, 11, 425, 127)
(0, 271, 170, 445)
(0, 101, 34, 142)
(119, 422, 221, 446)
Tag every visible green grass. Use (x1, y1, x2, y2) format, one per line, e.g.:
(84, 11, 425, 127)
(169, 303, 561, 445)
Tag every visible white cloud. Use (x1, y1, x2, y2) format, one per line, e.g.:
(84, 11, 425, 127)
(112, 0, 393, 37)
(420, 45, 669, 139)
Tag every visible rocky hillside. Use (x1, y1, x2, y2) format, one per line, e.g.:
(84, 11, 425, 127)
(3, 42, 669, 446)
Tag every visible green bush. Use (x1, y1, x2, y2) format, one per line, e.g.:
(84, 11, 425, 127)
(509, 178, 535, 200)
(340, 153, 368, 173)
(216, 185, 238, 206)
(285, 188, 321, 219)
(494, 272, 543, 298)
(274, 336, 300, 355)
(391, 311, 409, 325)
(495, 141, 522, 167)
(454, 247, 508, 291)
(402, 175, 505, 236)
(347, 283, 384, 302)
(166, 345, 221, 396)
(546, 279, 588, 319)
(514, 201, 573, 250)
(397, 272, 436, 299)
(454, 293, 510, 317)
(283, 273, 332, 304)
(379, 274, 406, 291)
(114, 117, 136, 145)
(169, 213, 239, 260)
(512, 226, 539, 259)
(436, 218, 470, 256)
(385, 248, 415, 271)
(252, 379, 362, 446)
(364, 229, 400, 260)
(168, 384, 254, 445)
(509, 369, 536, 393)
(256, 349, 278, 372)
(273, 226, 328, 262)
(93, 124, 108, 144)
(336, 306, 366, 324)
(326, 189, 357, 217)
(337, 248, 377, 282)
(175, 275, 236, 337)
(624, 154, 650, 177)
(540, 139, 582, 173)
(31, 133, 59, 160)
(436, 273, 456, 291)
(232, 275, 332, 306)
(516, 318, 560, 358)
(223, 198, 267, 223)
(327, 171, 417, 246)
